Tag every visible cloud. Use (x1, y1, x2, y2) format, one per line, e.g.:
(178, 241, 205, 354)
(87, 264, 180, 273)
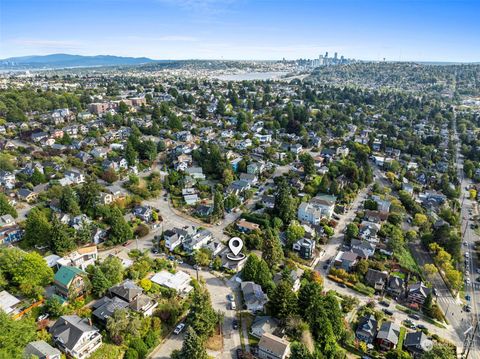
(155, 0, 238, 14)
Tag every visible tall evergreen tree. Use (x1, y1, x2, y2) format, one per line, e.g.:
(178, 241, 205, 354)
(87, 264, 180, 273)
(274, 178, 296, 224)
(172, 327, 208, 359)
(50, 215, 75, 255)
(23, 207, 52, 247)
(262, 229, 284, 268)
(213, 190, 225, 219)
(270, 280, 298, 321)
(0, 193, 17, 218)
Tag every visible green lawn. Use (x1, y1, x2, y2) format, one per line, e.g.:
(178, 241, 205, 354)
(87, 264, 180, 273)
(398, 327, 407, 349)
(394, 246, 420, 274)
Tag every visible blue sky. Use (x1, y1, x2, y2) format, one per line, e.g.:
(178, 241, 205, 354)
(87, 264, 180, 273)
(1, 0, 479, 62)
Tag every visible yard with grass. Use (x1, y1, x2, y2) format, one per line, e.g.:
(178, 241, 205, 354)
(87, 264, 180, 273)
(397, 327, 407, 349)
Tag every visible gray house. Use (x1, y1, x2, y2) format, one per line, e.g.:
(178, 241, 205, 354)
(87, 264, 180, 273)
(355, 315, 377, 344)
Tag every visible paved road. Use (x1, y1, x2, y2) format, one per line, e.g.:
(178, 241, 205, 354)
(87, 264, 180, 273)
(149, 265, 241, 359)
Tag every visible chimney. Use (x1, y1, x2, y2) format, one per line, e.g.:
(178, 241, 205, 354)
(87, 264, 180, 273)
(88, 318, 92, 326)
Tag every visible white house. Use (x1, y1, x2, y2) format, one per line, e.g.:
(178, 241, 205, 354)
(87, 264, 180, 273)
(297, 194, 336, 224)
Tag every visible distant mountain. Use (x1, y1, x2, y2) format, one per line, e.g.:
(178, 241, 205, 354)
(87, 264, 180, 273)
(0, 53, 158, 69)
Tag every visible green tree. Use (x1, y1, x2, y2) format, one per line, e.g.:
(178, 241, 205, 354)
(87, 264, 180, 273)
(242, 254, 260, 282)
(274, 179, 296, 224)
(298, 281, 322, 319)
(386, 350, 412, 359)
(59, 186, 81, 215)
(0, 311, 37, 358)
(23, 207, 52, 247)
(213, 190, 225, 219)
(300, 153, 315, 176)
(421, 344, 455, 359)
(50, 215, 76, 255)
(78, 177, 101, 214)
(186, 282, 218, 339)
(345, 223, 359, 240)
(107, 206, 133, 245)
(44, 296, 65, 317)
(30, 167, 46, 185)
(100, 256, 124, 285)
(91, 266, 113, 297)
(270, 280, 298, 321)
(0, 193, 17, 218)
(286, 220, 305, 247)
(262, 229, 284, 268)
(172, 327, 208, 359)
(125, 140, 138, 166)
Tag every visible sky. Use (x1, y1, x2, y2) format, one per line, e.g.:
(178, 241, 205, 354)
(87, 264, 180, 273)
(0, 0, 479, 62)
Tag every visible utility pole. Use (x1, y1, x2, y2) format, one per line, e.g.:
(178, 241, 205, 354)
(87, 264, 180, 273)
(463, 320, 479, 358)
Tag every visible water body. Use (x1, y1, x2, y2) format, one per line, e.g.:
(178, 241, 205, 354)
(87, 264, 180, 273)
(214, 71, 289, 81)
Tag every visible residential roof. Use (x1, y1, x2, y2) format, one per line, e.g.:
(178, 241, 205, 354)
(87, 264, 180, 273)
(24, 340, 61, 359)
(404, 331, 433, 352)
(109, 280, 143, 302)
(92, 296, 129, 322)
(258, 333, 290, 357)
(377, 321, 400, 345)
(50, 315, 99, 351)
(54, 266, 85, 287)
(0, 290, 21, 314)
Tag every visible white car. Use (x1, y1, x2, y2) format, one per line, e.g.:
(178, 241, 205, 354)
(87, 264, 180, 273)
(174, 323, 185, 334)
(230, 301, 237, 310)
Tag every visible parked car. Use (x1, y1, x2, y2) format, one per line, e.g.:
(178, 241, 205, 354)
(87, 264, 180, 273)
(122, 241, 132, 247)
(232, 319, 239, 329)
(409, 314, 420, 320)
(174, 323, 185, 334)
(236, 349, 244, 359)
(37, 313, 49, 321)
(382, 309, 393, 316)
(193, 264, 201, 270)
(227, 294, 234, 301)
(230, 301, 237, 310)
(417, 324, 427, 330)
(379, 300, 390, 307)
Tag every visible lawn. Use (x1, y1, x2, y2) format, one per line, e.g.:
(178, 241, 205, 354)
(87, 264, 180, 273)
(398, 327, 407, 349)
(394, 246, 420, 274)
(390, 271, 406, 279)
(89, 344, 124, 359)
(205, 324, 223, 351)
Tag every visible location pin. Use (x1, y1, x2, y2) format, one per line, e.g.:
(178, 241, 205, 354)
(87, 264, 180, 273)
(229, 237, 243, 256)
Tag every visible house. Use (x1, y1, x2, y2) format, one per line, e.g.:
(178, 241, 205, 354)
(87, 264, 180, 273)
(334, 251, 358, 271)
(407, 282, 431, 307)
(236, 219, 260, 233)
(185, 167, 206, 180)
(64, 170, 85, 185)
(150, 270, 193, 297)
(0, 290, 21, 315)
(365, 269, 389, 292)
(92, 296, 129, 326)
(376, 321, 400, 351)
(239, 173, 258, 185)
(133, 206, 153, 222)
(351, 239, 376, 259)
(18, 188, 38, 203)
(258, 333, 290, 359)
(372, 195, 391, 213)
(241, 281, 268, 312)
(184, 193, 199, 205)
(164, 226, 197, 251)
(109, 280, 143, 303)
(250, 316, 280, 339)
(0, 170, 16, 189)
(182, 229, 213, 252)
(99, 192, 114, 205)
(356, 315, 377, 344)
(195, 204, 214, 217)
(292, 238, 316, 259)
(247, 162, 265, 174)
(54, 266, 88, 299)
(57, 246, 98, 271)
(403, 331, 433, 356)
(226, 180, 251, 196)
(290, 144, 302, 154)
(297, 194, 336, 224)
(387, 276, 405, 298)
(24, 340, 62, 359)
(129, 293, 158, 316)
(50, 315, 102, 359)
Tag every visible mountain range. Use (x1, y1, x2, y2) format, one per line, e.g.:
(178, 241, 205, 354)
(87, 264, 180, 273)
(0, 53, 158, 70)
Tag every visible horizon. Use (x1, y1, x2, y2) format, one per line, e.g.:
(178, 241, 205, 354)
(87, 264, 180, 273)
(1, 0, 479, 62)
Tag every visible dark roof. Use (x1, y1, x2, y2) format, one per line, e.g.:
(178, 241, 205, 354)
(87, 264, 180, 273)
(50, 315, 99, 351)
(356, 314, 377, 337)
(24, 340, 61, 358)
(92, 296, 129, 322)
(109, 280, 143, 302)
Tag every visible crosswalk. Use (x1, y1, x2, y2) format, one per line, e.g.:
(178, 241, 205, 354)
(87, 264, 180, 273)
(437, 296, 459, 306)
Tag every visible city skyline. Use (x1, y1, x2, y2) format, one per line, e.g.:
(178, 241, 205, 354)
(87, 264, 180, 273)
(1, 0, 480, 62)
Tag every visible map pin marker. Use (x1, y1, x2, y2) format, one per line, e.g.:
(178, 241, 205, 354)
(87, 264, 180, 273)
(229, 237, 243, 256)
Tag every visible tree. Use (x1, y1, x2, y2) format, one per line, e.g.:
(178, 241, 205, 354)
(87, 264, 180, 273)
(345, 223, 359, 240)
(78, 177, 101, 214)
(59, 186, 81, 215)
(194, 247, 212, 266)
(0, 248, 54, 298)
(423, 263, 438, 278)
(102, 167, 119, 183)
(107, 309, 130, 344)
(129, 338, 148, 359)
(100, 256, 124, 285)
(23, 207, 52, 247)
(0, 311, 37, 358)
(91, 268, 112, 297)
(299, 153, 315, 176)
(421, 344, 456, 359)
(270, 280, 298, 321)
(172, 327, 208, 359)
(0, 193, 17, 218)
(125, 140, 138, 166)
(44, 296, 65, 317)
(414, 213, 428, 227)
(298, 281, 322, 319)
(356, 259, 369, 275)
(213, 190, 225, 219)
(274, 179, 296, 224)
(289, 342, 315, 359)
(30, 167, 46, 185)
(107, 206, 133, 245)
(386, 350, 412, 359)
(50, 215, 76, 255)
(222, 168, 234, 186)
(286, 221, 305, 246)
(186, 282, 218, 339)
(422, 293, 433, 316)
(262, 229, 284, 268)
(242, 254, 260, 282)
